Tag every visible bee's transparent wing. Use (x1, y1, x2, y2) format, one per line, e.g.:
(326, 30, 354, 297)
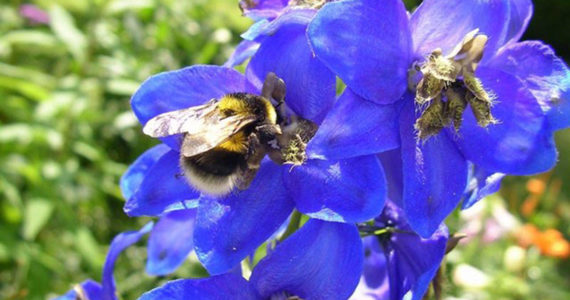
(143, 99, 257, 157)
(142, 99, 219, 138)
(180, 113, 256, 157)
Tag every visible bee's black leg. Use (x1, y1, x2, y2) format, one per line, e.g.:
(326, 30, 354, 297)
(236, 133, 265, 190)
(245, 133, 261, 161)
(255, 124, 285, 165)
(256, 124, 282, 142)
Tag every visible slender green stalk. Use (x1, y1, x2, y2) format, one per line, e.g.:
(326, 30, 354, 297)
(279, 210, 302, 242)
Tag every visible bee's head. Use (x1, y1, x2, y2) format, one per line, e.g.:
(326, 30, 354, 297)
(219, 93, 277, 125)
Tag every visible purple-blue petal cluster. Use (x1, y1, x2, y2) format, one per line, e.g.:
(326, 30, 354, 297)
(122, 10, 392, 274)
(352, 202, 448, 300)
(107, 0, 570, 299)
(140, 219, 363, 300)
(308, 0, 570, 236)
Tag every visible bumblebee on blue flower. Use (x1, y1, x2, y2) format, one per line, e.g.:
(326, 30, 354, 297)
(58, 0, 569, 299)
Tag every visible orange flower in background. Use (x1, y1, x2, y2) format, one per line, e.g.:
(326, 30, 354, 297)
(515, 224, 570, 259)
(538, 229, 570, 259)
(516, 224, 541, 248)
(521, 177, 547, 217)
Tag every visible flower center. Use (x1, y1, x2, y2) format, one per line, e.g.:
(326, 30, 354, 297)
(278, 117, 318, 166)
(408, 29, 498, 140)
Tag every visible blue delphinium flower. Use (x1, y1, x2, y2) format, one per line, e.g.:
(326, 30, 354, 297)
(230, 1, 335, 67)
(56, 222, 153, 300)
(139, 219, 363, 300)
(122, 59, 391, 276)
(350, 202, 448, 300)
(307, 0, 570, 237)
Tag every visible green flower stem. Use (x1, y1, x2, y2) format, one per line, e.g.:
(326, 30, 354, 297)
(280, 210, 302, 242)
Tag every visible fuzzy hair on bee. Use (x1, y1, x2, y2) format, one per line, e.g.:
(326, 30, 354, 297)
(142, 73, 286, 196)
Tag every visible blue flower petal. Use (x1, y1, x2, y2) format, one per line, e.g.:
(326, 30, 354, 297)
(120, 144, 170, 201)
(371, 202, 448, 300)
(241, 19, 271, 41)
(349, 247, 389, 299)
(250, 219, 363, 300)
(139, 274, 257, 300)
(399, 100, 468, 237)
(246, 11, 335, 124)
(410, 0, 510, 59)
(286, 156, 386, 223)
(193, 161, 294, 275)
(462, 164, 505, 209)
(361, 236, 390, 291)
(55, 279, 102, 300)
(146, 209, 197, 276)
(82, 280, 104, 300)
(308, 0, 412, 104)
(307, 88, 400, 160)
(378, 149, 404, 208)
(103, 222, 154, 300)
(388, 225, 448, 300)
(123, 148, 200, 217)
(131, 65, 257, 149)
(488, 41, 570, 130)
(503, 0, 533, 45)
(223, 40, 260, 68)
(241, 9, 315, 41)
(456, 67, 557, 175)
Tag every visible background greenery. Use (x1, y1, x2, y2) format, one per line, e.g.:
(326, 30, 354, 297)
(0, 0, 568, 299)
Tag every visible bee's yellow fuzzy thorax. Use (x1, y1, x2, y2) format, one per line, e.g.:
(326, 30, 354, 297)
(218, 95, 277, 124)
(263, 98, 277, 124)
(218, 95, 250, 115)
(217, 131, 249, 153)
(215, 94, 277, 154)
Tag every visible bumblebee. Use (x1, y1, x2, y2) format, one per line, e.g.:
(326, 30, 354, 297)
(142, 73, 286, 196)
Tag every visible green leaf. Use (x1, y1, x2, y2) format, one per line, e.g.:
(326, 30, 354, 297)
(22, 198, 54, 241)
(0, 123, 34, 144)
(105, 0, 154, 15)
(49, 5, 87, 62)
(75, 227, 105, 271)
(0, 76, 50, 101)
(73, 141, 102, 161)
(105, 78, 140, 95)
(0, 30, 60, 48)
(0, 62, 57, 88)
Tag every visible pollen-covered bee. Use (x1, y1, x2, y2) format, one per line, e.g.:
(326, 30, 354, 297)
(143, 73, 286, 196)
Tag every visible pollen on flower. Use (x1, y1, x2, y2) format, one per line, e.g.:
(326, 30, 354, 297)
(279, 118, 318, 166)
(410, 30, 498, 140)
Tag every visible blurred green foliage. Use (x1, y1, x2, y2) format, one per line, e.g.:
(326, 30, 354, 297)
(0, 0, 568, 299)
(0, 0, 250, 298)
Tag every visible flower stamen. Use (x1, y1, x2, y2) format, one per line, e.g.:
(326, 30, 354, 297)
(410, 29, 498, 140)
(279, 117, 318, 166)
